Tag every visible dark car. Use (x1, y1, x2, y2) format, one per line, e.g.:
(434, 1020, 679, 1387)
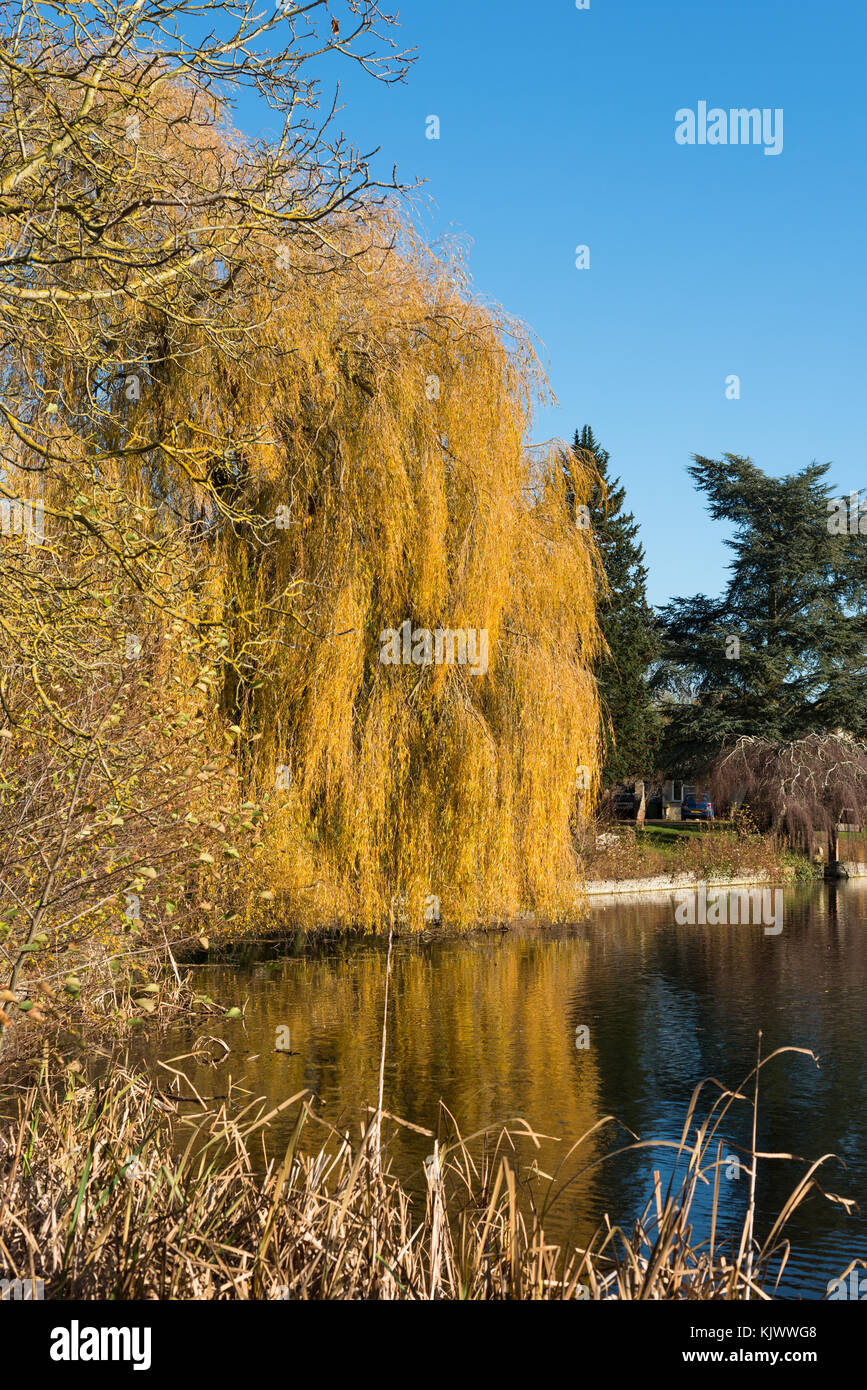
(611, 789, 635, 820)
(682, 793, 714, 821)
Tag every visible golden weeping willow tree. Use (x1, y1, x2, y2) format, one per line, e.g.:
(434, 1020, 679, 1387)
(0, 5, 605, 935)
(181, 224, 607, 929)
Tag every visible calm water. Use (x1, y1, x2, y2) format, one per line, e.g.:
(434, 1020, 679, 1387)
(156, 881, 867, 1298)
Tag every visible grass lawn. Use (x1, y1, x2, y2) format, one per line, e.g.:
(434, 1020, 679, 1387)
(634, 821, 728, 858)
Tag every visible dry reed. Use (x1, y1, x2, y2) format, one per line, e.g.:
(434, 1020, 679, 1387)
(0, 1042, 854, 1300)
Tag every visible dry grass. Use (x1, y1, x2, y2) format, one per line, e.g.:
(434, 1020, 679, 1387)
(0, 1042, 854, 1300)
(581, 819, 797, 884)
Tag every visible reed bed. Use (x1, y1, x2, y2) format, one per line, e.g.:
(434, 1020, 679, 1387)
(0, 1042, 854, 1300)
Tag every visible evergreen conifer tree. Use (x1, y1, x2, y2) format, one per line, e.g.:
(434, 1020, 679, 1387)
(572, 426, 660, 786)
(656, 454, 867, 770)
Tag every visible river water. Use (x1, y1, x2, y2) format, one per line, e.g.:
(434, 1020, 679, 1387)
(157, 880, 867, 1298)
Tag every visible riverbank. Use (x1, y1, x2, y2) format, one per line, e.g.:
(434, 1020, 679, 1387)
(580, 821, 813, 891)
(0, 822, 822, 1067)
(585, 868, 792, 896)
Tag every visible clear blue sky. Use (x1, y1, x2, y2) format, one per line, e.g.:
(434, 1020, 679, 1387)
(236, 0, 867, 607)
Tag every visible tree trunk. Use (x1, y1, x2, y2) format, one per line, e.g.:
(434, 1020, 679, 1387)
(635, 780, 646, 830)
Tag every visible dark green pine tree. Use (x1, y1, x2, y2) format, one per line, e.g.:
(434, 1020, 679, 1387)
(655, 454, 867, 771)
(572, 426, 660, 786)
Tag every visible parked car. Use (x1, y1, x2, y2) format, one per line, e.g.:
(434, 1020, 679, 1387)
(611, 789, 635, 820)
(682, 793, 714, 821)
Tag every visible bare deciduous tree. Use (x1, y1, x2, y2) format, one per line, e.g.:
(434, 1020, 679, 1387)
(0, 0, 412, 532)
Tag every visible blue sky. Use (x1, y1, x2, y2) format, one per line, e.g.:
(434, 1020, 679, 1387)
(236, 0, 867, 606)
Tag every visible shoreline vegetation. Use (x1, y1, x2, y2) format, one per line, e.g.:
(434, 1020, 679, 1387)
(0, 858, 856, 1302)
(579, 821, 816, 892)
(0, 1046, 857, 1301)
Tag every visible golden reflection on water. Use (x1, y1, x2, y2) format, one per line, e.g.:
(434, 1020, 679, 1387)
(156, 880, 867, 1289)
(164, 927, 605, 1249)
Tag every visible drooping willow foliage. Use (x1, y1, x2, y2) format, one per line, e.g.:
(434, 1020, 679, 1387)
(1, 53, 605, 933)
(148, 219, 606, 927)
(711, 734, 867, 858)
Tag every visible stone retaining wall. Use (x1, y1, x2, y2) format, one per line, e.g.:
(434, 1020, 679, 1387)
(584, 869, 781, 898)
